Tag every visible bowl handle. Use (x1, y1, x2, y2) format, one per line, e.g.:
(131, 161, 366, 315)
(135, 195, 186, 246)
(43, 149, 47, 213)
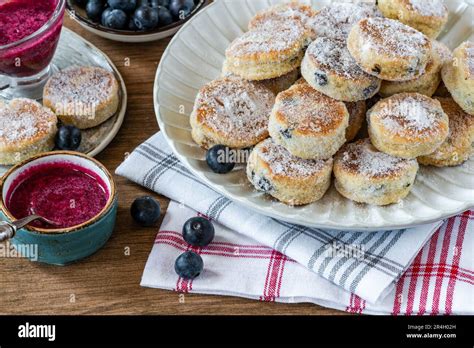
(0, 221, 15, 242)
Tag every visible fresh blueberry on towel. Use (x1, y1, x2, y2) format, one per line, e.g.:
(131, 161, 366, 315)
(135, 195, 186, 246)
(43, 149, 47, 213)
(182, 217, 215, 247)
(175, 251, 204, 279)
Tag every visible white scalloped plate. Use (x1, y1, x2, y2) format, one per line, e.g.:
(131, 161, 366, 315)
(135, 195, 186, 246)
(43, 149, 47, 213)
(154, 0, 474, 231)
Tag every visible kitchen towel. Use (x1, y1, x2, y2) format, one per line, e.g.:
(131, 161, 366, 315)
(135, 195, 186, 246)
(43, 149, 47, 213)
(116, 132, 473, 311)
(140, 201, 473, 315)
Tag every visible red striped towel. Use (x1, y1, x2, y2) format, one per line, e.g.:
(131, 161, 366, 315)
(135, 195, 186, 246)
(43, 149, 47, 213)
(140, 203, 473, 315)
(117, 133, 474, 314)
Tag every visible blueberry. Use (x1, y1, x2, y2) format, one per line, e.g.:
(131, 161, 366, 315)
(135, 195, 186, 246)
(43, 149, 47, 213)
(75, 0, 89, 8)
(169, 0, 195, 20)
(137, 0, 150, 6)
(182, 217, 215, 247)
(372, 64, 381, 74)
(206, 145, 235, 174)
(86, 0, 105, 22)
(133, 5, 159, 30)
(257, 177, 273, 193)
(314, 71, 328, 86)
(103, 9, 128, 29)
(174, 251, 204, 280)
(363, 84, 378, 98)
(280, 128, 292, 139)
(131, 196, 161, 227)
(128, 18, 138, 30)
(151, 0, 170, 7)
(107, 0, 137, 12)
(55, 125, 82, 151)
(155, 6, 173, 26)
(101, 7, 113, 25)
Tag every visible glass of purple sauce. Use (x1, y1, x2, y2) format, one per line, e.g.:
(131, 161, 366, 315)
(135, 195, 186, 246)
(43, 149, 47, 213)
(0, 0, 66, 100)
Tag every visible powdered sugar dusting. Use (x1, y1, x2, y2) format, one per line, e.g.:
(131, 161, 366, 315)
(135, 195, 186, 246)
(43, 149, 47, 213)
(276, 83, 347, 133)
(374, 94, 445, 136)
(0, 99, 56, 145)
(308, 2, 382, 39)
(409, 0, 447, 17)
(258, 138, 331, 178)
(307, 37, 375, 80)
(465, 42, 474, 77)
(249, 2, 316, 32)
(339, 139, 416, 178)
(359, 17, 430, 58)
(195, 78, 275, 140)
(433, 97, 474, 149)
(431, 40, 452, 67)
(45, 66, 117, 107)
(226, 19, 307, 58)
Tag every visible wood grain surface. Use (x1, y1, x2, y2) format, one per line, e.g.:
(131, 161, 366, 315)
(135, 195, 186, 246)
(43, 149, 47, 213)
(0, 16, 345, 315)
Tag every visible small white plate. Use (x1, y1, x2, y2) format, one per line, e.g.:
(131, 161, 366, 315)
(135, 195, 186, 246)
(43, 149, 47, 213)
(154, 0, 474, 231)
(0, 27, 127, 175)
(66, 0, 210, 43)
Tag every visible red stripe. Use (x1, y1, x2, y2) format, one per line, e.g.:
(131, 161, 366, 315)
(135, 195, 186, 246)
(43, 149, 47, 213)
(346, 294, 354, 313)
(356, 296, 362, 314)
(156, 239, 297, 261)
(346, 294, 365, 314)
(197, 212, 211, 220)
(445, 212, 469, 314)
(353, 296, 360, 314)
(431, 217, 455, 315)
(261, 251, 276, 302)
(175, 244, 192, 293)
(392, 275, 406, 316)
(403, 272, 474, 286)
(265, 251, 280, 302)
(156, 231, 297, 262)
(417, 226, 441, 314)
(157, 234, 275, 255)
(405, 265, 474, 285)
(261, 250, 287, 302)
(346, 293, 365, 314)
(407, 263, 474, 278)
(157, 231, 276, 253)
(405, 251, 423, 315)
(159, 230, 271, 249)
(276, 255, 287, 299)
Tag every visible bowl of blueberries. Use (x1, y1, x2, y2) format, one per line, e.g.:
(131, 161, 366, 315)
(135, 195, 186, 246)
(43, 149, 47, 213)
(67, 0, 208, 42)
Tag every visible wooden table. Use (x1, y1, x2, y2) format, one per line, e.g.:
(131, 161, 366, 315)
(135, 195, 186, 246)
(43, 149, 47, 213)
(0, 17, 344, 315)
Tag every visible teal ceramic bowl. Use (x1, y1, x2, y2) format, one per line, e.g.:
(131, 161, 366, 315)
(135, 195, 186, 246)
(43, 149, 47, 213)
(0, 151, 117, 265)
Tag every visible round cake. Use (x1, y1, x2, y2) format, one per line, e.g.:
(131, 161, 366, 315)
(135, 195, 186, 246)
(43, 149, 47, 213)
(368, 93, 449, 159)
(268, 81, 349, 160)
(347, 17, 432, 81)
(247, 138, 333, 206)
(334, 139, 419, 205)
(0, 98, 57, 165)
(190, 77, 275, 149)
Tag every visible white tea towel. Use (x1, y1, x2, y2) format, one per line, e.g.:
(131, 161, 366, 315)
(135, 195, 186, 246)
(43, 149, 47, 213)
(116, 132, 446, 304)
(141, 202, 473, 315)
